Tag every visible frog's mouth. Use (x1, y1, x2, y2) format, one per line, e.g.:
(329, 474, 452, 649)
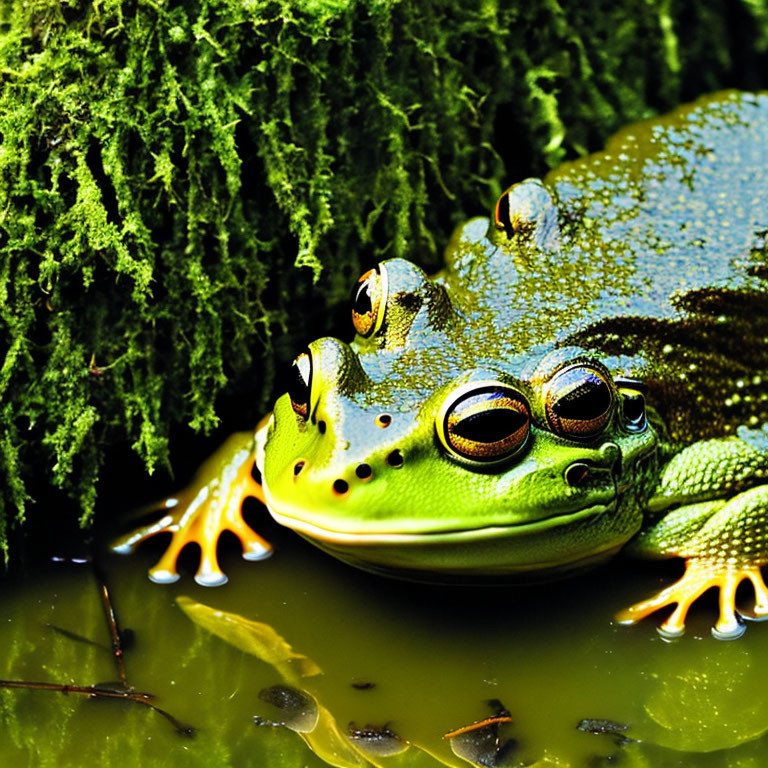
(265, 499, 611, 546)
(256, 419, 645, 579)
(262, 490, 636, 582)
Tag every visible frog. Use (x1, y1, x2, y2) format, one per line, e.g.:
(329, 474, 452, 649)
(114, 91, 768, 640)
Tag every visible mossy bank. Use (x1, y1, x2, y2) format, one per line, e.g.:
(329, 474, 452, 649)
(1, 0, 767, 557)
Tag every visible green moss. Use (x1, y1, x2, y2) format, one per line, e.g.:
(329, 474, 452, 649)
(0, 0, 767, 556)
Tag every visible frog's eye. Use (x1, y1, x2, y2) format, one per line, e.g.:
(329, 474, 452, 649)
(437, 383, 530, 465)
(351, 264, 388, 337)
(494, 189, 515, 238)
(493, 180, 560, 251)
(545, 365, 613, 439)
(618, 388, 647, 433)
(288, 351, 312, 420)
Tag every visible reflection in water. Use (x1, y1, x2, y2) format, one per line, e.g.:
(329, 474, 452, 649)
(179, 596, 470, 767)
(181, 595, 549, 767)
(1, 541, 768, 766)
(179, 591, 768, 768)
(639, 640, 768, 752)
(0, 557, 195, 737)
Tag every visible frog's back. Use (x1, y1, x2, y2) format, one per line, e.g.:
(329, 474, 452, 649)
(553, 90, 768, 320)
(444, 92, 768, 444)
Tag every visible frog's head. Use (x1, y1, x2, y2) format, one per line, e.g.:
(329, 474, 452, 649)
(259, 181, 659, 582)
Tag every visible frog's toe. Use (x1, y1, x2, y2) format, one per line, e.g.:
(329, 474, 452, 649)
(731, 567, 768, 622)
(111, 506, 179, 555)
(112, 431, 272, 585)
(228, 514, 274, 562)
(241, 537, 273, 562)
(614, 563, 713, 638)
(616, 560, 768, 639)
(711, 569, 746, 640)
(711, 615, 746, 640)
(145, 525, 192, 584)
(194, 548, 229, 587)
(149, 567, 181, 585)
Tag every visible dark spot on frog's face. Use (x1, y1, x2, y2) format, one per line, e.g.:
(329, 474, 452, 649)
(385, 449, 404, 468)
(332, 478, 349, 495)
(355, 463, 372, 480)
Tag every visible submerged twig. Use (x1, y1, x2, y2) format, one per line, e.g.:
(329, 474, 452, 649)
(443, 716, 514, 740)
(47, 554, 130, 686)
(0, 680, 196, 736)
(0, 679, 152, 701)
(4, 552, 198, 736)
(93, 562, 129, 688)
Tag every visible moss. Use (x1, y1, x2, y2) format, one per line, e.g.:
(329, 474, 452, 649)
(0, 0, 767, 557)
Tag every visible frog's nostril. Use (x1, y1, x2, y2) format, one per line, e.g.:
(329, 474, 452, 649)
(293, 461, 306, 476)
(333, 479, 349, 495)
(599, 441, 622, 473)
(355, 463, 373, 480)
(386, 450, 404, 468)
(318, 420, 327, 434)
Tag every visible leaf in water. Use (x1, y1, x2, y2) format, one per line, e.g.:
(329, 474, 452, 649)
(302, 700, 375, 768)
(176, 597, 322, 682)
(176, 597, 463, 768)
(177, 598, 376, 766)
(641, 641, 768, 752)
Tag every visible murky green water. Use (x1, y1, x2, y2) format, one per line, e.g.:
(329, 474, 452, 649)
(2, 518, 768, 767)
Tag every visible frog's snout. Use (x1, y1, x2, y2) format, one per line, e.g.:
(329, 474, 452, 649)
(563, 441, 622, 490)
(290, 437, 407, 500)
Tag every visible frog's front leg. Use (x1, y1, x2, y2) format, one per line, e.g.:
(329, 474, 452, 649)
(616, 428, 768, 639)
(112, 423, 273, 586)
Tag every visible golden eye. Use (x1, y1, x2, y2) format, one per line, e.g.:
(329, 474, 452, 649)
(545, 365, 613, 439)
(494, 188, 515, 238)
(351, 264, 387, 337)
(493, 180, 560, 251)
(437, 383, 530, 465)
(288, 351, 312, 420)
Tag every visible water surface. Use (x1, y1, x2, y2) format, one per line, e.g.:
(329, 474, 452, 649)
(1, 518, 768, 767)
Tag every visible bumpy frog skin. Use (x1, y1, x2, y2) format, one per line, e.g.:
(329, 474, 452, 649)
(115, 92, 768, 640)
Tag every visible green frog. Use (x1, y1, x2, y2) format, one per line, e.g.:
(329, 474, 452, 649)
(114, 91, 768, 640)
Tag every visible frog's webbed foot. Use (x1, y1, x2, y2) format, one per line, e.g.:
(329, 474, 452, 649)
(112, 431, 272, 586)
(615, 560, 768, 640)
(616, 450, 768, 640)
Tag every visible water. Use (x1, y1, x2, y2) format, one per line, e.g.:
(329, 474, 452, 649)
(2, 517, 768, 767)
